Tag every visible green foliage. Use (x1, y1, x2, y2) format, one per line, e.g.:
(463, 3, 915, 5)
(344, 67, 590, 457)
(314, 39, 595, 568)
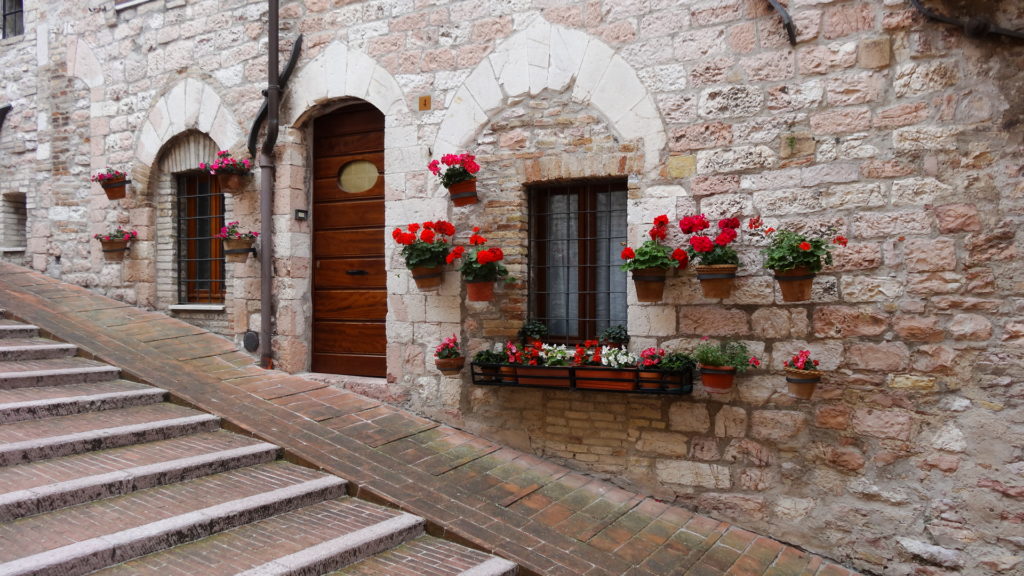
(693, 340, 758, 373)
(472, 349, 506, 364)
(660, 352, 696, 373)
(599, 324, 630, 345)
(620, 239, 676, 271)
(518, 320, 549, 345)
(401, 242, 450, 269)
(763, 229, 834, 273)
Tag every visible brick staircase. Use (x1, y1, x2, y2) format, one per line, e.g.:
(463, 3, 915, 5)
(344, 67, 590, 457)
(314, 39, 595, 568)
(0, 317, 517, 576)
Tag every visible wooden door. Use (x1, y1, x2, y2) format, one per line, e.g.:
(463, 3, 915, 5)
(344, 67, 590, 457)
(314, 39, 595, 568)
(311, 103, 386, 376)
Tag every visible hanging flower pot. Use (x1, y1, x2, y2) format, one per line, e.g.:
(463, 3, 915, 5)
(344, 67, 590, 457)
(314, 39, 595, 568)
(447, 179, 478, 206)
(435, 356, 466, 375)
(216, 172, 249, 193)
(200, 150, 253, 194)
(631, 267, 667, 302)
(411, 266, 444, 290)
(466, 280, 495, 301)
(785, 367, 821, 400)
(429, 153, 481, 206)
(698, 364, 737, 393)
(100, 176, 128, 200)
(99, 239, 130, 261)
(774, 266, 815, 302)
(782, 350, 822, 400)
(223, 238, 256, 263)
(92, 168, 129, 201)
(695, 264, 738, 299)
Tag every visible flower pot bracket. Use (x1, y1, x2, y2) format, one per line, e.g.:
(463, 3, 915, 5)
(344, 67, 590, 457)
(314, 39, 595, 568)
(99, 178, 131, 189)
(696, 270, 736, 280)
(224, 246, 257, 257)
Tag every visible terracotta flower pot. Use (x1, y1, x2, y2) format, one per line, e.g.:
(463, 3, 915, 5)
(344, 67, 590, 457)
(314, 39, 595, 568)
(784, 367, 822, 400)
(638, 370, 692, 393)
(411, 266, 444, 290)
(575, 367, 637, 391)
(499, 365, 517, 385)
(223, 238, 256, 263)
(695, 265, 737, 299)
(699, 364, 737, 393)
(515, 365, 571, 387)
(466, 280, 495, 301)
(100, 177, 128, 200)
(216, 172, 249, 193)
(774, 266, 815, 302)
(99, 239, 130, 261)
(631, 267, 667, 302)
(435, 356, 465, 375)
(447, 179, 478, 206)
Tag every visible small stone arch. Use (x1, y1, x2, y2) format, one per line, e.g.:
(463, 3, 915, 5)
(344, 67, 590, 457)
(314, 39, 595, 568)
(131, 79, 247, 197)
(280, 41, 409, 127)
(434, 16, 667, 176)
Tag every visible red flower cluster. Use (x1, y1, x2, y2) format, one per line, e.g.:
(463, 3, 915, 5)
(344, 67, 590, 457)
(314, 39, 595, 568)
(476, 247, 504, 264)
(679, 214, 709, 234)
(391, 220, 455, 246)
(469, 227, 487, 246)
(446, 245, 465, 264)
(620, 246, 635, 260)
(649, 214, 670, 241)
(783, 349, 819, 371)
(573, 340, 602, 366)
(428, 153, 480, 176)
(833, 235, 848, 247)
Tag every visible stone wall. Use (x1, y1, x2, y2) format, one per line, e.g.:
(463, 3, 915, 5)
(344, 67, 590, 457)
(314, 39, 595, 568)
(1, 1, 1023, 574)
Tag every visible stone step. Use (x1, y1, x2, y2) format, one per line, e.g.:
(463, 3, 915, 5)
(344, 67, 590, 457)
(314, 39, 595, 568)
(0, 322, 38, 339)
(0, 461, 346, 576)
(0, 380, 166, 423)
(88, 498, 424, 576)
(0, 403, 220, 466)
(0, 430, 280, 520)
(328, 536, 519, 576)
(0, 357, 120, 389)
(0, 338, 77, 361)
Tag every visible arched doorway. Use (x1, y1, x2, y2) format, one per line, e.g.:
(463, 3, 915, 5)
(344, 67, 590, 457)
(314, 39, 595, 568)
(311, 102, 386, 377)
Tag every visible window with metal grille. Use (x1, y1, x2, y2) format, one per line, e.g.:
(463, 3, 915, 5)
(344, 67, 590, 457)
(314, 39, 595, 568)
(528, 179, 628, 342)
(2, 0, 22, 39)
(177, 173, 224, 304)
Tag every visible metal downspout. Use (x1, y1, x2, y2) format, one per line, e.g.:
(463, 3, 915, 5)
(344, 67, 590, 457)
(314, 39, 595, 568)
(259, 0, 280, 369)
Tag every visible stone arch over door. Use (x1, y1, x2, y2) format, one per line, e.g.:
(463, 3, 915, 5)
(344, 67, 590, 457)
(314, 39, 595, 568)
(434, 16, 667, 177)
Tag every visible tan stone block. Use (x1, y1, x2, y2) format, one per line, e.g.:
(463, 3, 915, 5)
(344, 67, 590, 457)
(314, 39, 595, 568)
(779, 132, 815, 159)
(809, 107, 872, 134)
(695, 493, 765, 522)
(873, 102, 930, 129)
(890, 375, 937, 391)
(846, 342, 909, 371)
(828, 446, 866, 471)
(665, 155, 697, 178)
(655, 460, 731, 489)
(947, 313, 992, 341)
(893, 315, 945, 342)
(852, 407, 915, 440)
(857, 36, 891, 69)
(670, 123, 732, 152)
(714, 406, 747, 438)
(823, 3, 874, 39)
(738, 467, 775, 491)
(690, 437, 720, 460)
(814, 404, 851, 430)
(813, 305, 889, 338)
(750, 410, 806, 442)
(935, 204, 981, 233)
(636, 430, 688, 457)
(669, 402, 711, 433)
(691, 174, 740, 197)
(679, 306, 749, 337)
(911, 344, 957, 374)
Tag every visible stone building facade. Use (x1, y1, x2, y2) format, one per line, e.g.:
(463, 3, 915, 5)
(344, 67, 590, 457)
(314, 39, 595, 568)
(1, 0, 1022, 574)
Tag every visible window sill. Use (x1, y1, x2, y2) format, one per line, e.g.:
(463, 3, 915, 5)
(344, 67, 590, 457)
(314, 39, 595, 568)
(0, 247, 25, 253)
(168, 304, 226, 313)
(115, 0, 156, 10)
